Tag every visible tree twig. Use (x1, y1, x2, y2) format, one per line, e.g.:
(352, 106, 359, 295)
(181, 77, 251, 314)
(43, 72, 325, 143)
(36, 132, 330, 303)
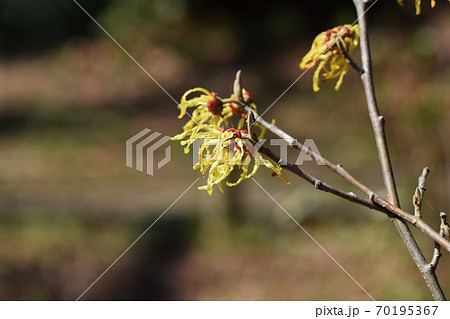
(353, 0, 445, 300)
(257, 145, 379, 211)
(414, 167, 430, 218)
(342, 50, 365, 75)
(231, 101, 450, 254)
(430, 212, 447, 270)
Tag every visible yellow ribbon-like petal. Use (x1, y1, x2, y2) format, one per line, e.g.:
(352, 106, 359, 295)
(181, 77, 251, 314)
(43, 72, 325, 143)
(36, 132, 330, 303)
(300, 24, 359, 92)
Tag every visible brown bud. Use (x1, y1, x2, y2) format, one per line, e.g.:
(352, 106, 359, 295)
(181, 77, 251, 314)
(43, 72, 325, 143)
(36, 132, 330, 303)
(243, 89, 253, 104)
(233, 70, 243, 101)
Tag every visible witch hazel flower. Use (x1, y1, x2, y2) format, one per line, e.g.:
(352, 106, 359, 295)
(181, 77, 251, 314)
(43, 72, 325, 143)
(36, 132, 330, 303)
(172, 76, 289, 195)
(397, 0, 449, 15)
(172, 88, 232, 141)
(178, 124, 288, 195)
(300, 24, 360, 92)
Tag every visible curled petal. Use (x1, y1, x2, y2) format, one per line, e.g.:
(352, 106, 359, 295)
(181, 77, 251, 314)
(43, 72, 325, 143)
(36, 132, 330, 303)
(398, 0, 449, 14)
(300, 24, 359, 92)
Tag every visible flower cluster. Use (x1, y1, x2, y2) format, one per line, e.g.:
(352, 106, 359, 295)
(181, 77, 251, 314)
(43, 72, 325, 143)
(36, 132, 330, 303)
(173, 84, 289, 195)
(300, 24, 360, 92)
(397, 0, 449, 15)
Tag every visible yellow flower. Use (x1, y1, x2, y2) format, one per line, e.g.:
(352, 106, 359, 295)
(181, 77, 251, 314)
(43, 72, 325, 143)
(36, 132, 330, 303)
(172, 88, 233, 141)
(173, 83, 288, 195)
(173, 86, 261, 141)
(179, 124, 289, 195)
(300, 24, 360, 92)
(397, 0, 449, 14)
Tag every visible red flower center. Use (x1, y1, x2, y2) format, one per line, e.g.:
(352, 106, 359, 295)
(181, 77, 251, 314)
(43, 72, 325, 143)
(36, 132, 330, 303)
(207, 92, 223, 115)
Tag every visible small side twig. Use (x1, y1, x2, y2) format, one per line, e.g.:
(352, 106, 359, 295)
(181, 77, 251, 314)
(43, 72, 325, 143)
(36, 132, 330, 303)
(342, 50, 365, 75)
(430, 212, 448, 270)
(233, 70, 243, 101)
(413, 167, 430, 218)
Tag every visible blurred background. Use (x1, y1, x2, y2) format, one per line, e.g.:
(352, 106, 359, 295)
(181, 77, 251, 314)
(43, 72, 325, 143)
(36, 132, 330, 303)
(0, 0, 449, 300)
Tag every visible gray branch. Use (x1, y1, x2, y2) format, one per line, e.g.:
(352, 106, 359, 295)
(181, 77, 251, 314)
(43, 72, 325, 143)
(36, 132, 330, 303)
(353, 0, 445, 300)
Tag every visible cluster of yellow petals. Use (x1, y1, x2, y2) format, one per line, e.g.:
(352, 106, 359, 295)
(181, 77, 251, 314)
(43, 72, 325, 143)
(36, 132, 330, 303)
(300, 24, 360, 92)
(172, 88, 232, 141)
(173, 88, 289, 195)
(397, 0, 449, 15)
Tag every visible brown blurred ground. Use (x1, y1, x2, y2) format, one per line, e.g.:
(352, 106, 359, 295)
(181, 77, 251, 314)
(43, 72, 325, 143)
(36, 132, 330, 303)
(0, 0, 449, 300)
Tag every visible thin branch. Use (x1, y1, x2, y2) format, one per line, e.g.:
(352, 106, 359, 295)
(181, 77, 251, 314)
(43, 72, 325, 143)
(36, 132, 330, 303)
(353, 0, 399, 206)
(414, 167, 430, 218)
(342, 50, 365, 75)
(430, 212, 447, 270)
(257, 145, 379, 211)
(353, 0, 445, 300)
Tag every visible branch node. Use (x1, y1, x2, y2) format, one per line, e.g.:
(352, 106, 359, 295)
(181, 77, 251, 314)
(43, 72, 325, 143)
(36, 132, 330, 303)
(291, 140, 298, 148)
(314, 180, 322, 189)
(278, 159, 288, 168)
